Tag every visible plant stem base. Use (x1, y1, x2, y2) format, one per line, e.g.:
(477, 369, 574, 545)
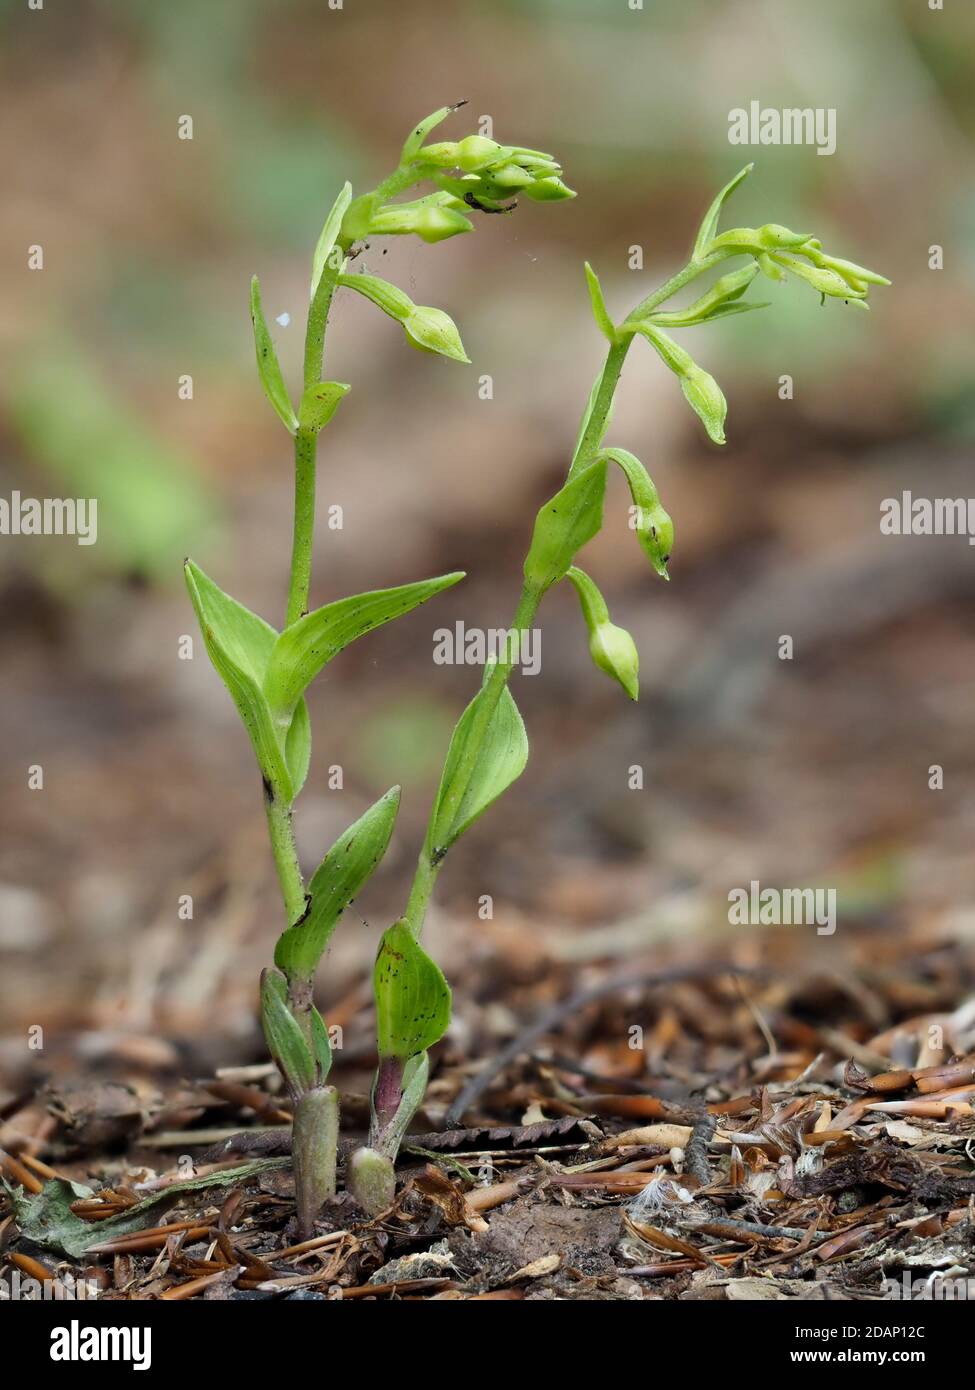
(349, 1146, 396, 1215)
(292, 1086, 339, 1239)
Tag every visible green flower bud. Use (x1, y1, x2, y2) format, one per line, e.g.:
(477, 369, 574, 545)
(488, 162, 536, 190)
(523, 175, 576, 202)
(413, 204, 475, 243)
(341, 192, 381, 244)
(369, 193, 474, 243)
(598, 447, 674, 579)
(465, 189, 517, 212)
(591, 621, 640, 701)
(340, 275, 470, 363)
(772, 253, 866, 301)
(801, 242, 891, 290)
(681, 365, 727, 445)
(646, 501, 675, 572)
(565, 565, 639, 701)
(415, 139, 463, 168)
(404, 305, 470, 362)
(456, 135, 505, 171)
(645, 263, 765, 328)
(630, 323, 727, 444)
(506, 145, 557, 164)
(755, 252, 788, 282)
(708, 223, 811, 255)
(755, 222, 813, 250)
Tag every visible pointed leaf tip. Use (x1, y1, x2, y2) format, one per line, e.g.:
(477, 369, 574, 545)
(250, 275, 298, 434)
(263, 572, 466, 722)
(693, 163, 755, 261)
(584, 262, 617, 343)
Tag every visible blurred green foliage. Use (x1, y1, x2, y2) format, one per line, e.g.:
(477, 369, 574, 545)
(5, 342, 214, 580)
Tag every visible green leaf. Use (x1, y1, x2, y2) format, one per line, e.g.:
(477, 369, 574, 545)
(3, 1163, 290, 1259)
(599, 447, 674, 580)
(310, 181, 352, 297)
(263, 572, 465, 724)
(184, 560, 295, 799)
(571, 377, 613, 475)
(250, 276, 298, 434)
(663, 299, 769, 323)
(260, 969, 315, 1097)
(310, 1004, 333, 1083)
(298, 380, 350, 433)
(584, 262, 616, 343)
(523, 458, 608, 592)
(429, 674, 529, 852)
(692, 163, 753, 261)
(374, 922, 451, 1060)
(285, 697, 312, 797)
(274, 787, 401, 979)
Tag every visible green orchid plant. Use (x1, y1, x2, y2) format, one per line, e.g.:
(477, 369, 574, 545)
(186, 107, 888, 1230)
(186, 105, 573, 1238)
(344, 159, 890, 1213)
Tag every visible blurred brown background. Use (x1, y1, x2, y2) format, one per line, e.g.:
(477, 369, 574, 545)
(1, 0, 974, 1075)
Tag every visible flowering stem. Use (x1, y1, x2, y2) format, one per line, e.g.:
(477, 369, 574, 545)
(571, 338, 628, 476)
(626, 255, 719, 326)
(404, 258, 718, 940)
(271, 237, 351, 1234)
(285, 254, 349, 629)
(572, 258, 716, 476)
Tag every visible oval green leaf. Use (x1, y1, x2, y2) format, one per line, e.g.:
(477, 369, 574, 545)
(374, 922, 451, 1061)
(298, 381, 350, 434)
(429, 675, 528, 853)
(260, 969, 314, 1097)
(523, 458, 608, 593)
(274, 786, 402, 980)
(184, 559, 295, 799)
